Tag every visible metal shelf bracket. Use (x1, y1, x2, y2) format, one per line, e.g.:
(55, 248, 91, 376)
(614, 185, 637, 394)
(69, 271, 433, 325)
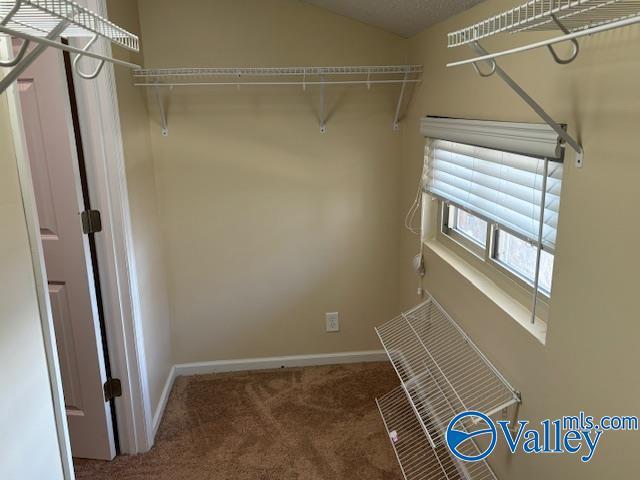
(153, 85, 171, 137)
(546, 15, 580, 65)
(470, 41, 584, 167)
(392, 71, 409, 131)
(73, 34, 106, 80)
(319, 75, 326, 133)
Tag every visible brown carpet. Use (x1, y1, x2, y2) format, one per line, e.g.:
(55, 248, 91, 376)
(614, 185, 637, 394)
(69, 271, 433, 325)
(74, 362, 401, 480)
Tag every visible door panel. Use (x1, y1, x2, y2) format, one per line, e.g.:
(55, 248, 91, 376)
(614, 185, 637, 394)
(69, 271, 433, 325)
(17, 45, 116, 460)
(48, 282, 84, 414)
(17, 80, 59, 239)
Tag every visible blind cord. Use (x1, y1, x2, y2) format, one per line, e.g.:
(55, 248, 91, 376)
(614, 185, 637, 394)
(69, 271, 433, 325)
(405, 144, 428, 236)
(406, 144, 429, 298)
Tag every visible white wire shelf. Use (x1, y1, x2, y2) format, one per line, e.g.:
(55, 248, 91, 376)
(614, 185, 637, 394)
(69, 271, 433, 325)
(132, 65, 423, 87)
(448, 0, 640, 48)
(376, 297, 520, 449)
(0, 0, 138, 51)
(135, 65, 423, 135)
(0, 0, 140, 95)
(376, 386, 497, 480)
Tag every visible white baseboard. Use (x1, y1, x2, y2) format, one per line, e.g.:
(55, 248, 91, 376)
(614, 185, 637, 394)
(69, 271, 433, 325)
(152, 365, 176, 438)
(173, 350, 387, 377)
(150, 350, 387, 439)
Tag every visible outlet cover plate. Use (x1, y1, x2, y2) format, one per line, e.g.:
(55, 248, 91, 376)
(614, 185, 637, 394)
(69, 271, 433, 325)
(326, 312, 339, 332)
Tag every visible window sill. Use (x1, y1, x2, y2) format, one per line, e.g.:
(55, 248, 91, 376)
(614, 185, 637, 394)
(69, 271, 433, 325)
(424, 239, 547, 345)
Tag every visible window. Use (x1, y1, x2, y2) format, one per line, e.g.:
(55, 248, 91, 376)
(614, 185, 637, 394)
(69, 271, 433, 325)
(441, 203, 556, 298)
(447, 206, 487, 247)
(493, 229, 555, 295)
(443, 205, 488, 256)
(422, 125, 563, 299)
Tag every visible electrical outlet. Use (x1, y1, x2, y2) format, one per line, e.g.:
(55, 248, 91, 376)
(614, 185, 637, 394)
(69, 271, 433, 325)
(326, 312, 339, 332)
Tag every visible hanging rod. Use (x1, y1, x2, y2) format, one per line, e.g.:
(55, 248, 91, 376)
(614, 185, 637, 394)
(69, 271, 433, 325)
(0, 0, 139, 95)
(136, 65, 423, 135)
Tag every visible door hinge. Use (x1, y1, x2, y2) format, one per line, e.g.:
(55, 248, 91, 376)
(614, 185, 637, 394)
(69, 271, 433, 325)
(81, 209, 102, 234)
(103, 378, 122, 402)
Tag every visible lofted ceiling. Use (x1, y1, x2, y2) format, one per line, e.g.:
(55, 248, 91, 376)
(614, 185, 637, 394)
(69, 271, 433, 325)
(300, 0, 486, 38)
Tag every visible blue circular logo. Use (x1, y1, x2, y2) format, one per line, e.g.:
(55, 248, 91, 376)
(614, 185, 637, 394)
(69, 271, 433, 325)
(446, 411, 497, 462)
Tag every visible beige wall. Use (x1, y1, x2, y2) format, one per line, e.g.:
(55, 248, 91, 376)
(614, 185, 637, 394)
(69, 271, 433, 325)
(0, 78, 64, 478)
(134, 0, 408, 363)
(109, 1, 639, 475)
(399, 0, 640, 478)
(107, 0, 173, 415)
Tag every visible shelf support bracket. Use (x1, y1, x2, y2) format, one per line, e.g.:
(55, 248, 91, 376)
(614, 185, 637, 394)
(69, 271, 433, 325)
(470, 41, 584, 167)
(471, 58, 496, 77)
(0, 1, 30, 68)
(0, 19, 70, 95)
(319, 75, 326, 133)
(0, 37, 30, 67)
(73, 34, 106, 80)
(392, 71, 409, 131)
(153, 84, 171, 137)
(546, 14, 580, 65)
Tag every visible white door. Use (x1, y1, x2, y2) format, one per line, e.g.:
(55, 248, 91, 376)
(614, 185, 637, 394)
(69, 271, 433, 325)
(16, 46, 116, 460)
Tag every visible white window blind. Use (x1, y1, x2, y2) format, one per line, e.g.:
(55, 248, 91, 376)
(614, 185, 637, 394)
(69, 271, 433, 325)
(425, 139, 563, 249)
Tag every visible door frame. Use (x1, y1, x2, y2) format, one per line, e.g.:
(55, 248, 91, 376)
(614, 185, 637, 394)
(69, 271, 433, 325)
(2, 0, 153, 474)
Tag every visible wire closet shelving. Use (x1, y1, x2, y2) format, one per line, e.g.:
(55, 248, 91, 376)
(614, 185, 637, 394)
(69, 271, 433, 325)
(0, 0, 140, 95)
(445, 0, 640, 168)
(376, 295, 520, 480)
(133, 65, 423, 87)
(133, 65, 423, 135)
(448, 0, 640, 49)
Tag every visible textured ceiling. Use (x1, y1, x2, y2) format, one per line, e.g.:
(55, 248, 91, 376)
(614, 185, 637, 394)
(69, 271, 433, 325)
(300, 0, 486, 37)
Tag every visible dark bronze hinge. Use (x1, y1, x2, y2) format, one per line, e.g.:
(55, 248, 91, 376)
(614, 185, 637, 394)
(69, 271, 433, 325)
(81, 209, 102, 234)
(103, 378, 122, 402)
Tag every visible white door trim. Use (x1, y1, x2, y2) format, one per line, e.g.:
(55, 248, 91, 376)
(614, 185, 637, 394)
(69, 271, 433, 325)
(66, 0, 154, 455)
(66, 0, 153, 454)
(2, 0, 153, 474)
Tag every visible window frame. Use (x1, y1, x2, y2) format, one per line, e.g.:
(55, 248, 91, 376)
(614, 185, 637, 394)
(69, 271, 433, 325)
(440, 202, 553, 301)
(441, 203, 488, 259)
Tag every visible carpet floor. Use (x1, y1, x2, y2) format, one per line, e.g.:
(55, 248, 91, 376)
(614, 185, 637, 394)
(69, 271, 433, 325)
(74, 362, 401, 480)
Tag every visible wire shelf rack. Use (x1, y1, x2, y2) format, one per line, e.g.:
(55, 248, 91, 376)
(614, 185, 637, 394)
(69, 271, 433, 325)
(135, 65, 423, 135)
(0, 0, 139, 51)
(377, 297, 520, 425)
(376, 386, 497, 480)
(132, 65, 423, 87)
(375, 296, 520, 479)
(448, 0, 640, 47)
